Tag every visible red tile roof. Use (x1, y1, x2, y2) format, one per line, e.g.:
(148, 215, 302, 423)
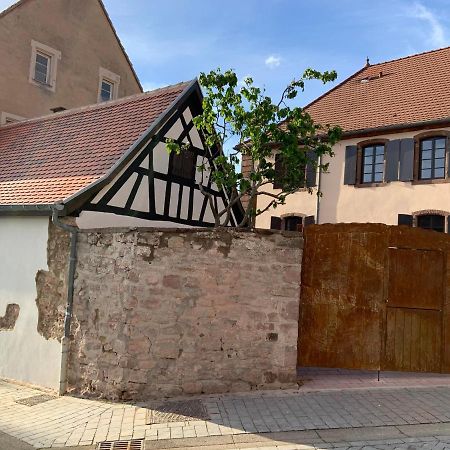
(305, 47, 450, 133)
(0, 82, 191, 205)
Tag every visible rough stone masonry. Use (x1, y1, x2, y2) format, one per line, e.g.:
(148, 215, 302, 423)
(67, 228, 303, 400)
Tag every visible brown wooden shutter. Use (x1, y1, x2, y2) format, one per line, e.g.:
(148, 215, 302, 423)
(398, 214, 413, 227)
(399, 138, 415, 181)
(273, 154, 283, 189)
(270, 216, 282, 230)
(385, 140, 400, 181)
(344, 145, 357, 185)
(306, 150, 318, 187)
(448, 216, 450, 234)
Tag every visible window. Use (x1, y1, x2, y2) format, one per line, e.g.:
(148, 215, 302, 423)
(361, 144, 385, 183)
(273, 153, 306, 189)
(419, 137, 446, 180)
(172, 150, 196, 180)
(29, 40, 61, 92)
(100, 80, 114, 102)
(417, 214, 445, 233)
(270, 215, 314, 231)
(284, 216, 302, 231)
(34, 52, 50, 84)
(98, 68, 120, 102)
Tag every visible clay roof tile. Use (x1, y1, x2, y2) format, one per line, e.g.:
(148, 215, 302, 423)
(0, 82, 191, 205)
(305, 46, 450, 133)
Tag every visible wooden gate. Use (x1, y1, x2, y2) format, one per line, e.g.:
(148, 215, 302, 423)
(298, 224, 450, 373)
(384, 248, 444, 372)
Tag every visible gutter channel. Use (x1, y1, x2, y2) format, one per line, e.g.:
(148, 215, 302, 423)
(51, 206, 78, 396)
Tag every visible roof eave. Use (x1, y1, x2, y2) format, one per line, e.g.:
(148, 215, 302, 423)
(0, 204, 57, 216)
(341, 116, 450, 139)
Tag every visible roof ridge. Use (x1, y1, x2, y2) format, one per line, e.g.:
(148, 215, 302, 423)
(368, 45, 450, 67)
(0, 80, 195, 130)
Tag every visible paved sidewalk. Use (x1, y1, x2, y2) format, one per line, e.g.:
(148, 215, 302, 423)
(3, 378, 450, 448)
(298, 368, 450, 391)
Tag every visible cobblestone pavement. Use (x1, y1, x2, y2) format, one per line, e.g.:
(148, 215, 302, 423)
(4, 379, 450, 448)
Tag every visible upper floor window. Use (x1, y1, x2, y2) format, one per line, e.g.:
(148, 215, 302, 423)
(34, 52, 50, 84)
(273, 153, 307, 190)
(417, 214, 445, 233)
(98, 68, 120, 103)
(29, 40, 61, 92)
(100, 80, 114, 102)
(361, 144, 385, 183)
(419, 137, 446, 180)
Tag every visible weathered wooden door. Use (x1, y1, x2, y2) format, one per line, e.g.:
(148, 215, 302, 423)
(382, 248, 445, 372)
(298, 223, 450, 373)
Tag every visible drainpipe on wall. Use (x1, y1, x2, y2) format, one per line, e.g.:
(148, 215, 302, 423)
(51, 205, 78, 396)
(316, 155, 323, 225)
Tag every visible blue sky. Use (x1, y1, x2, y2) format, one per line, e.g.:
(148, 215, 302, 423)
(1, 0, 450, 106)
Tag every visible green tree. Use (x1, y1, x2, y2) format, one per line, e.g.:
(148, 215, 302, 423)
(167, 68, 342, 227)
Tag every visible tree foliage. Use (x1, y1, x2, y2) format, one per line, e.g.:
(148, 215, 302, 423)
(167, 68, 342, 227)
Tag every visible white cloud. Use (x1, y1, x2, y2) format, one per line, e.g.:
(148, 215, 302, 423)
(410, 2, 446, 48)
(264, 55, 282, 69)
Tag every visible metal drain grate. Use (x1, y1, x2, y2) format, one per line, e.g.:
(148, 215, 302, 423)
(97, 440, 144, 450)
(146, 399, 210, 424)
(15, 394, 57, 406)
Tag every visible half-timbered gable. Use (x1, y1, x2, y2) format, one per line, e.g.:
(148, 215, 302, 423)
(81, 89, 236, 228)
(0, 80, 243, 228)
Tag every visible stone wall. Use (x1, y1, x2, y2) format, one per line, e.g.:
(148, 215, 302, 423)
(67, 228, 302, 400)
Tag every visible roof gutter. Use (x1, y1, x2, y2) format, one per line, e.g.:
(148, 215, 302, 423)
(341, 116, 450, 139)
(238, 116, 450, 151)
(0, 204, 60, 216)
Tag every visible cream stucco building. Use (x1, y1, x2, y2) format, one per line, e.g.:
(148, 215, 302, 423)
(258, 47, 450, 234)
(0, 0, 142, 124)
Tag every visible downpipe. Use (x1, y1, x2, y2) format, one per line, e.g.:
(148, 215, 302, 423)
(315, 155, 323, 225)
(51, 205, 78, 396)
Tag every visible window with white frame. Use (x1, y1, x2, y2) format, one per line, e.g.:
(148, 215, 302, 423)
(98, 68, 120, 102)
(34, 52, 50, 84)
(100, 79, 114, 102)
(29, 40, 61, 92)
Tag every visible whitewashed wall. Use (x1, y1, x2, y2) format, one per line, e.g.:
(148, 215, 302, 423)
(0, 217, 61, 390)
